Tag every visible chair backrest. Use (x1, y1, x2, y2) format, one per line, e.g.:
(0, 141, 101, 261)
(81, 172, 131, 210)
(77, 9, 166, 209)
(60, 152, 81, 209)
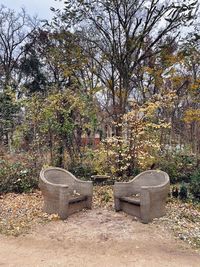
(42, 168, 75, 187)
(132, 170, 169, 188)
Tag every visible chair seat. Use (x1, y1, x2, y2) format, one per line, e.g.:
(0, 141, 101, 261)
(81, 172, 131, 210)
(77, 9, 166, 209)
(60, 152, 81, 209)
(69, 194, 87, 204)
(120, 195, 140, 206)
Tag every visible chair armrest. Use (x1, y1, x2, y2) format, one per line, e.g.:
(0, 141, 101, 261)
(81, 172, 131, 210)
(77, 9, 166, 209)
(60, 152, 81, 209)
(74, 180, 93, 196)
(141, 182, 170, 197)
(39, 179, 69, 191)
(140, 183, 170, 223)
(140, 182, 170, 207)
(39, 179, 70, 205)
(114, 181, 137, 198)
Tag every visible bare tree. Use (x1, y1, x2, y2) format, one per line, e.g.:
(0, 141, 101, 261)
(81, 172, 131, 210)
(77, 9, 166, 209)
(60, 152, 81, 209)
(57, 0, 198, 135)
(0, 6, 39, 148)
(0, 5, 39, 91)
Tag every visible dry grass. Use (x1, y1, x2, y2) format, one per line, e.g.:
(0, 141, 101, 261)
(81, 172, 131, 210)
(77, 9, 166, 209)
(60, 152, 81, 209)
(0, 186, 200, 249)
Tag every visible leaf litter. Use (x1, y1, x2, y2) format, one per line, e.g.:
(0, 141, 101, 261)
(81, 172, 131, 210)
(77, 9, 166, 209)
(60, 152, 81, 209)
(0, 186, 199, 249)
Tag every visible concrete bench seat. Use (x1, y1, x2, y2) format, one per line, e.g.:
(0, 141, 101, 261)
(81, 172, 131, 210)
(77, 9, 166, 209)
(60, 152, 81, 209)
(69, 195, 87, 204)
(39, 167, 93, 219)
(120, 195, 141, 206)
(114, 170, 170, 223)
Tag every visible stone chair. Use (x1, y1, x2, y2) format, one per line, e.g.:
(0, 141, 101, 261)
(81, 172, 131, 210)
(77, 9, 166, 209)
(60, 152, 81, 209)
(114, 170, 170, 223)
(39, 167, 93, 219)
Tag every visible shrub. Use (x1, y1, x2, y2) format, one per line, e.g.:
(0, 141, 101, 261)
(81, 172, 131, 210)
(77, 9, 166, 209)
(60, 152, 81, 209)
(88, 146, 114, 175)
(172, 186, 179, 198)
(190, 169, 200, 201)
(68, 162, 95, 179)
(179, 183, 188, 200)
(0, 159, 38, 193)
(71, 147, 113, 177)
(157, 152, 198, 184)
(159, 160, 178, 184)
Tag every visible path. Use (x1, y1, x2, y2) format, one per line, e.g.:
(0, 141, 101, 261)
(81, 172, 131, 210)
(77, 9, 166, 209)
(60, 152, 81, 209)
(0, 208, 199, 267)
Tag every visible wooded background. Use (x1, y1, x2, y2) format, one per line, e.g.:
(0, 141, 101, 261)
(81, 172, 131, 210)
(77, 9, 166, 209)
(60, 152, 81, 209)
(0, 1, 199, 197)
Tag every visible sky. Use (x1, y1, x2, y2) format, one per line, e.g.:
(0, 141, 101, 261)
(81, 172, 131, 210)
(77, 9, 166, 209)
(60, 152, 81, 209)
(1, 0, 65, 20)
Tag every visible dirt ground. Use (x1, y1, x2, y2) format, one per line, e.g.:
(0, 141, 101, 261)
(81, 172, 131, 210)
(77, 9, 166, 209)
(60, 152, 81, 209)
(0, 208, 199, 267)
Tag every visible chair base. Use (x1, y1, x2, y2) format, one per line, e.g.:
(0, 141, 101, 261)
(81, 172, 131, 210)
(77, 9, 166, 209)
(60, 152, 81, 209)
(120, 200, 141, 219)
(68, 199, 90, 216)
(115, 198, 166, 224)
(115, 198, 151, 223)
(43, 195, 92, 220)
